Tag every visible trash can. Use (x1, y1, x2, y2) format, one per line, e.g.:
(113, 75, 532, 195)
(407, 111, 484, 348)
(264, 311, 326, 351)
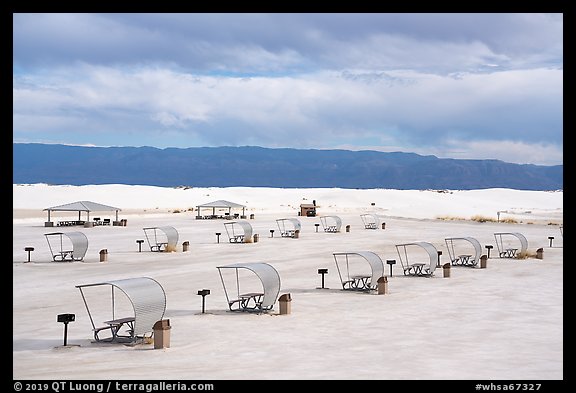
(294, 229, 300, 239)
(536, 248, 544, 260)
(99, 249, 108, 262)
(279, 293, 292, 315)
(381, 222, 386, 230)
(153, 319, 171, 349)
(253, 234, 259, 243)
(121, 219, 127, 226)
(182, 241, 190, 252)
(377, 276, 388, 295)
(250, 214, 255, 219)
(84, 221, 94, 228)
(442, 263, 451, 278)
(345, 225, 351, 233)
(480, 255, 488, 268)
(45, 221, 54, 227)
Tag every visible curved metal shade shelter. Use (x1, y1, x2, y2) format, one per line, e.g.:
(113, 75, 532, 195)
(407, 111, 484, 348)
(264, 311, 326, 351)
(217, 262, 281, 312)
(44, 231, 88, 262)
(320, 215, 342, 233)
(395, 242, 438, 276)
(76, 277, 166, 342)
(143, 226, 179, 252)
(360, 214, 382, 229)
(445, 237, 482, 267)
(333, 251, 385, 291)
(276, 218, 302, 237)
(494, 232, 528, 258)
(224, 220, 253, 243)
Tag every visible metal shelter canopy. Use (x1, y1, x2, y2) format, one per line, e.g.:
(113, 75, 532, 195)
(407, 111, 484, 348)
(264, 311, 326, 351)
(43, 200, 122, 223)
(395, 241, 438, 275)
(217, 262, 281, 311)
(333, 251, 385, 290)
(494, 232, 528, 257)
(44, 231, 88, 261)
(196, 200, 246, 217)
(224, 220, 253, 243)
(360, 214, 382, 229)
(76, 277, 166, 342)
(445, 236, 482, 266)
(143, 226, 179, 252)
(320, 215, 342, 232)
(276, 218, 302, 237)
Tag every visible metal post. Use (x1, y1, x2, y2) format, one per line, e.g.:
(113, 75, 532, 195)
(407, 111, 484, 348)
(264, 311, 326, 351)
(57, 314, 75, 346)
(197, 289, 210, 313)
(270, 229, 275, 238)
(548, 236, 554, 247)
(485, 245, 493, 259)
(136, 240, 144, 252)
(386, 260, 396, 277)
(437, 251, 442, 268)
(215, 232, 221, 243)
(315, 224, 319, 232)
(25, 247, 34, 263)
(317, 269, 328, 289)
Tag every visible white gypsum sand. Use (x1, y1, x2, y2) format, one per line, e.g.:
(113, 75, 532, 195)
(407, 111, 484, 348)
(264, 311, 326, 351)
(13, 184, 563, 380)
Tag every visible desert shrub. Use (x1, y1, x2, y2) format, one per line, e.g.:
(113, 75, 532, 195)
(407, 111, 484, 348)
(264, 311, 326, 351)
(516, 250, 536, 259)
(500, 218, 518, 224)
(164, 244, 177, 252)
(471, 215, 497, 223)
(436, 216, 466, 221)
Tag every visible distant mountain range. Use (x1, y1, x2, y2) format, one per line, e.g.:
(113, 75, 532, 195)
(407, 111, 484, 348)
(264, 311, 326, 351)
(12, 143, 562, 190)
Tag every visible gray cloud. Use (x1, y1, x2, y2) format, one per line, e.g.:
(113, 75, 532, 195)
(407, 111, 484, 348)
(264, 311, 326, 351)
(13, 13, 563, 73)
(12, 13, 563, 165)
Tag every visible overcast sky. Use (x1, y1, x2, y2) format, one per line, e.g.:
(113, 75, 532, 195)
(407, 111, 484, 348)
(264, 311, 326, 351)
(13, 13, 563, 165)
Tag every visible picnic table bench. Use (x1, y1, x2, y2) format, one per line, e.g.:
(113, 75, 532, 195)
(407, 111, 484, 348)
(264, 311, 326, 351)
(324, 225, 338, 233)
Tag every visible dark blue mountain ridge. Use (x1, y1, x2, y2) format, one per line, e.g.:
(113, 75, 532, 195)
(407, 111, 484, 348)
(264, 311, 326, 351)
(12, 143, 563, 190)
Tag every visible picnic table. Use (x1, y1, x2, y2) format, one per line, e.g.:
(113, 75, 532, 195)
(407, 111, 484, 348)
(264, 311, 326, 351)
(150, 242, 168, 252)
(453, 254, 476, 266)
(53, 250, 74, 262)
(57, 220, 85, 227)
(404, 263, 426, 276)
(500, 248, 518, 258)
(343, 274, 372, 290)
(229, 235, 245, 243)
(93, 316, 135, 342)
(228, 292, 264, 311)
